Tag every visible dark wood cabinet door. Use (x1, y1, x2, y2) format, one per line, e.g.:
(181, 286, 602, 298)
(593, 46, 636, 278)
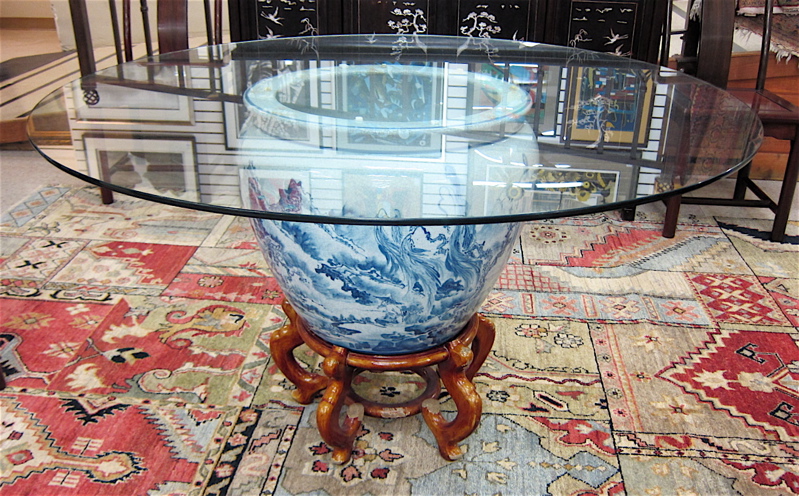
(439, 0, 547, 41)
(342, 0, 435, 35)
(229, 0, 343, 41)
(543, 0, 669, 62)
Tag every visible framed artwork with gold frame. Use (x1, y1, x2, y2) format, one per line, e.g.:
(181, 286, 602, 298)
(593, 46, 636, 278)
(565, 66, 654, 147)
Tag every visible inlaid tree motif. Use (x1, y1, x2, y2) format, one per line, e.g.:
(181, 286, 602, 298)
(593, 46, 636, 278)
(387, 8, 428, 34)
(460, 11, 502, 38)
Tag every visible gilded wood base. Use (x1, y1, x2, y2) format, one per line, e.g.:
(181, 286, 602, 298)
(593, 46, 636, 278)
(269, 301, 495, 463)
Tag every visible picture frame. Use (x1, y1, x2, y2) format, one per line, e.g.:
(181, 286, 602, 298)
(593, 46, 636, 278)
(72, 65, 193, 124)
(221, 60, 322, 151)
(565, 66, 654, 147)
(83, 134, 199, 201)
(529, 166, 620, 209)
(470, 160, 620, 216)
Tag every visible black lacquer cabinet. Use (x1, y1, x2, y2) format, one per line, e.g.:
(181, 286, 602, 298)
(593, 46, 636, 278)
(228, 0, 667, 63)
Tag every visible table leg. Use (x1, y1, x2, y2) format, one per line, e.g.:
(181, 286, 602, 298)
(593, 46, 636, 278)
(317, 346, 364, 464)
(422, 339, 482, 461)
(269, 305, 328, 404)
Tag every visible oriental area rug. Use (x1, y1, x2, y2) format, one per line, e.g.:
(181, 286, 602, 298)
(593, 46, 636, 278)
(1, 185, 798, 495)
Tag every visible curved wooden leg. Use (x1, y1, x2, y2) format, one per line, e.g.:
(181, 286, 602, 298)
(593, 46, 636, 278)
(421, 340, 482, 461)
(317, 346, 364, 464)
(269, 303, 328, 404)
(466, 315, 495, 380)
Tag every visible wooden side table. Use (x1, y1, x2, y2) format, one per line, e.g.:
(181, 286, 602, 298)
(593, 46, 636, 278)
(270, 301, 495, 463)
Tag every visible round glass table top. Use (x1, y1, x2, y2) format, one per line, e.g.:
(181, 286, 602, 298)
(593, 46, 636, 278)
(28, 34, 763, 225)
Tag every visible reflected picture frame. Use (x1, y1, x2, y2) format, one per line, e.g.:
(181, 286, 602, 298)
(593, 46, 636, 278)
(72, 65, 193, 124)
(83, 134, 199, 201)
(529, 166, 620, 209)
(221, 60, 322, 151)
(565, 66, 654, 146)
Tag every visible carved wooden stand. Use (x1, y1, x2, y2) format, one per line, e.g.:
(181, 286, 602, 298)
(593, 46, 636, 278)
(270, 301, 495, 463)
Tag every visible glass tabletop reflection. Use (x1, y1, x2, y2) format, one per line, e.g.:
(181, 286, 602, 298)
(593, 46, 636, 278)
(28, 35, 763, 225)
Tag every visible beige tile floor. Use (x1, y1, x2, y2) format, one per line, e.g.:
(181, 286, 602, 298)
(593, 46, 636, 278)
(1, 22, 87, 211)
(1, 20, 797, 229)
(0, 20, 64, 61)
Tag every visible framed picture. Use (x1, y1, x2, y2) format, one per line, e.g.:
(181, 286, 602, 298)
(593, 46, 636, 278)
(530, 167, 620, 208)
(474, 163, 538, 217)
(83, 135, 199, 201)
(72, 65, 193, 123)
(221, 60, 322, 150)
(470, 160, 620, 216)
(565, 66, 654, 147)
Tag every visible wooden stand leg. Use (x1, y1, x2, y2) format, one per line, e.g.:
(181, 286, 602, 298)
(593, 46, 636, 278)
(466, 315, 495, 380)
(421, 339, 482, 461)
(269, 304, 328, 404)
(317, 346, 364, 464)
(272, 308, 494, 462)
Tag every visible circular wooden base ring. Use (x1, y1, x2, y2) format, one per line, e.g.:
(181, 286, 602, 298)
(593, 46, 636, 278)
(347, 367, 441, 418)
(293, 311, 480, 372)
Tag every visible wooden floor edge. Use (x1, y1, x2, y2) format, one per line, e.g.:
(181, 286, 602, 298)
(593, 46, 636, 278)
(0, 118, 29, 144)
(0, 17, 57, 30)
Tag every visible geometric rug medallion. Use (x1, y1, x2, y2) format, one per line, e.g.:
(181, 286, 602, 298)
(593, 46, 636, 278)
(659, 328, 799, 439)
(0, 391, 238, 495)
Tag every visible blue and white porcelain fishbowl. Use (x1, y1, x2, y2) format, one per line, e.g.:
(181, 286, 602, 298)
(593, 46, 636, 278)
(240, 62, 538, 355)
